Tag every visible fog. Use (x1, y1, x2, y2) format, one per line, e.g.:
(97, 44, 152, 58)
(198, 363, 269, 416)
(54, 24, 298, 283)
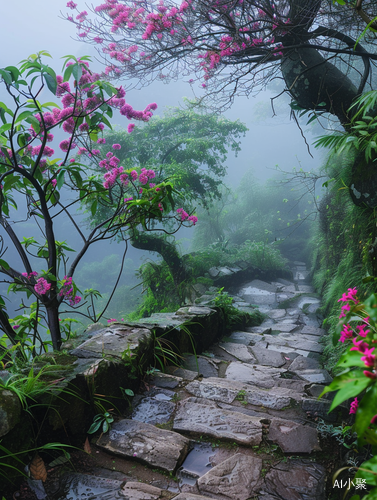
(0, 2, 325, 324)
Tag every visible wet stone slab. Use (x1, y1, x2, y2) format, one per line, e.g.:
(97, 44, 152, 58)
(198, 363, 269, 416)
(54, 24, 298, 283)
(218, 342, 256, 363)
(239, 287, 277, 306)
(149, 372, 182, 389)
(71, 325, 152, 359)
(185, 377, 298, 410)
(97, 419, 189, 472)
(227, 331, 265, 345)
(249, 346, 286, 367)
(288, 355, 321, 372)
(225, 361, 285, 389)
(166, 367, 198, 381)
(267, 309, 287, 320)
(132, 396, 175, 425)
(173, 400, 263, 445)
(54, 473, 124, 500)
(197, 453, 262, 500)
(262, 460, 326, 500)
(300, 326, 326, 337)
(266, 335, 324, 354)
(296, 369, 332, 384)
(269, 323, 298, 333)
(177, 442, 214, 487)
(268, 419, 321, 453)
(183, 355, 218, 378)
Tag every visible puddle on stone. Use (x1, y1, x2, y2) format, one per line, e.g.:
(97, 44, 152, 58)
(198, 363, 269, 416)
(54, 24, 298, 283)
(154, 393, 172, 401)
(177, 442, 213, 487)
(53, 474, 124, 500)
(131, 388, 175, 425)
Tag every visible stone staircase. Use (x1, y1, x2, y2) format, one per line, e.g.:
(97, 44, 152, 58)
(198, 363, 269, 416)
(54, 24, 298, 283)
(41, 261, 337, 500)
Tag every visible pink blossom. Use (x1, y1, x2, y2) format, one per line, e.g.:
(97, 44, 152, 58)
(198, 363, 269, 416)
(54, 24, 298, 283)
(177, 208, 189, 221)
(112, 143, 121, 150)
(350, 337, 369, 353)
(34, 278, 51, 295)
(59, 140, 71, 152)
(339, 324, 353, 343)
(349, 397, 358, 414)
(128, 123, 135, 133)
(188, 215, 198, 225)
(67, 1, 77, 8)
(51, 179, 57, 188)
(338, 288, 358, 303)
(356, 324, 370, 337)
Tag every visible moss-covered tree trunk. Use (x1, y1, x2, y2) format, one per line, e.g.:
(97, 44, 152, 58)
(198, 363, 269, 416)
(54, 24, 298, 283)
(130, 230, 189, 288)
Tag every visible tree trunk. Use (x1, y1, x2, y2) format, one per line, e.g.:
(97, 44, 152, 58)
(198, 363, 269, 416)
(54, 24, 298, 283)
(46, 300, 62, 351)
(130, 231, 189, 287)
(281, 46, 358, 125)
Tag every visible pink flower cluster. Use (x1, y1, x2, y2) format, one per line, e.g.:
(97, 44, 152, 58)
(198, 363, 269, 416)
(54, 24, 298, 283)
(349, 397, 358, 414)
(176, 208, 198, 225)
(338, 288, 376, 381)
(59, 276, 82, 306)
(22, 271, 38, 280)
(34, 278, 51, 295)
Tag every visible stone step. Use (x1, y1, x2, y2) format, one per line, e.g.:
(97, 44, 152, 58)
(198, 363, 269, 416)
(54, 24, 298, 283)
(52, 473, 172, 500)
(267, 418, 321, 453)
(185, 377, 302, 410)
(173, 399, 263, 446)
(196, 453, 262, 500)
(249, 345, 286, 367)
(260, 460, 326, 499)
(97, 419, 190, 472)
(218, 342, 256, 363)
(224, 361, 286, 389)
(265, 334, 324, 353)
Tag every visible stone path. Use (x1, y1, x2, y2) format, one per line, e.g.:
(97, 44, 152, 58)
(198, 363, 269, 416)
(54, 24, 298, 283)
(49, 261, 335, 500)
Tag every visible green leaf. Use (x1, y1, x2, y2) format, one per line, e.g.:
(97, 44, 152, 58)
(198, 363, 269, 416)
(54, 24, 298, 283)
(44, 73, 57, 95)
(101, 82, 114, 97)
(330, 372, 372, 411)
(72, 63, 82, 83)
(354, 384, 377, 440)
(63, 64, 74, 83)
(123, 388, 134, 396)
(354, 455, 377, 486)
(337, 350, 366, 369)
(5, 66, 20, 81)
(0, 70, 12, 85)
(56, 170, 65, 190)
(0, 259, 10, 270)
(87, 420, 102, 434)
(90, 200, 97, 216)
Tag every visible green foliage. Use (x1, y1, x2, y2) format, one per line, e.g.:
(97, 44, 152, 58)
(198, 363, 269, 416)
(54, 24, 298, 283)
(212, 287, 264, 330)
(0, 52, 188, 356)
(320, 291, 377, 498)
(88, 411, 114, 434)
(311, 152, 377, 373)
(315, 91, 377, 163)
(95, 103, 247, 210)
(192, 171, 315, 262)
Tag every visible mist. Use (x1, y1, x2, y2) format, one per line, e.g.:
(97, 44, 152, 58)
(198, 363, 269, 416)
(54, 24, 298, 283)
(0, 2, 326, 327)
